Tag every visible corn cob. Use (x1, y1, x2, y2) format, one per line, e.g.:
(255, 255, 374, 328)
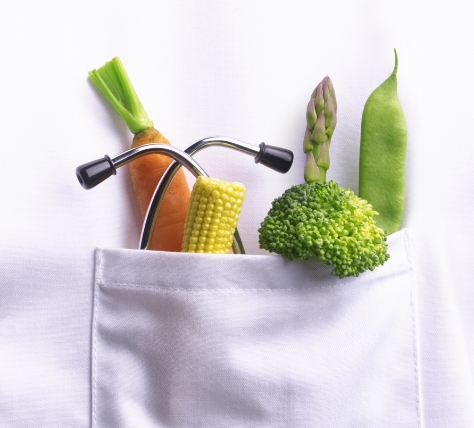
(181, 176, 246, 254)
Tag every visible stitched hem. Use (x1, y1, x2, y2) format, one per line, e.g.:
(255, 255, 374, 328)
(91, 249, 103, 428)
(95, 264, 407, 292)
(405, 230, 422, 427)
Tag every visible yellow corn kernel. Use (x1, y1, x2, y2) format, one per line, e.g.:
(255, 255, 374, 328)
(181, 176, 246, 254)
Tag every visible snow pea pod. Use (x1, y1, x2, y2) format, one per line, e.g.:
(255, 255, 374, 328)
(358, 49, 407, 235)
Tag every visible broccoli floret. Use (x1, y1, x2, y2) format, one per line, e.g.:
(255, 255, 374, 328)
(258, 181, 389, 278)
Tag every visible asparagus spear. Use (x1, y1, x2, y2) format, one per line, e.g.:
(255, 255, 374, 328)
(303, 76, 337, 183)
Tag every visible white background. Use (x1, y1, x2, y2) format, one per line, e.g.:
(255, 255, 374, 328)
(1, 0, 473, 425)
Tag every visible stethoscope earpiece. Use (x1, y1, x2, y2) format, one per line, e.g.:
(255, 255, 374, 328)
(255, 142, 293, 173)
(76, 155, 116, 190)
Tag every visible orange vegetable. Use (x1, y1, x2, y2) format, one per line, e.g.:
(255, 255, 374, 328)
(129, 128, 190, 251)
(89, 57, 190, 251)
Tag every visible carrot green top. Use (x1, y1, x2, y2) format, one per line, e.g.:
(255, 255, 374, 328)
(89, 57, 153, 134)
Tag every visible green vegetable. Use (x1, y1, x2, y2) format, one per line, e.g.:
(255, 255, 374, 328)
(258, 181, 389, 278)
(303, 76, 337, 183)
(359, 49, 407, 235)
(89, 57, 153, 134)
(259, 76, 389, 278)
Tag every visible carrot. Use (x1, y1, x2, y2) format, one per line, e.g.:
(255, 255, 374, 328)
(89, 57, 190, 252)
(129, 127, 190, 251)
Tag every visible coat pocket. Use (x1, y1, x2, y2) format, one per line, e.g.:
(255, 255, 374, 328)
(92, 229, 419, 428)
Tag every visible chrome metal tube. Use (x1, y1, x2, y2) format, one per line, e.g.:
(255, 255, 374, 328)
(184, 137, 260, 158)
(78, 137, 292, 254)
(110, 144, 207, 178)
(77, 142, 247, 254)
(109, 144, 226, 249)
(139, 137, 256, 252)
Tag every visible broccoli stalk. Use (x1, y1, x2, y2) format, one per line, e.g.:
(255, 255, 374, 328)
(258, 77, 389, 278)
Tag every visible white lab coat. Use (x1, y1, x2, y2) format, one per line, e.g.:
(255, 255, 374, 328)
(1, 1, 474, 427)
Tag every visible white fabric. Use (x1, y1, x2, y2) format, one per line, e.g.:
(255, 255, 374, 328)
(93, 231, 418, 427)
(1, 0, 474, 426)
(414, 238, 474, 427)
(91, 230, 474, 427)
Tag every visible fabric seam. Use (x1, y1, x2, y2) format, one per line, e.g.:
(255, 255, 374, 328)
(405, 230, 422, 427)
(91, 249, 103, 428)
(95, 264, 408, 292)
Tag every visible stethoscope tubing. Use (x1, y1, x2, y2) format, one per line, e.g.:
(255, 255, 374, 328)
(138, 137, 262, 252)
(76, 136, 293, 254)
(108, 139, 250, 253)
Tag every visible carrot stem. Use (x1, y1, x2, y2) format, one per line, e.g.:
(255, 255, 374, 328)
(89, 57, 153, 134)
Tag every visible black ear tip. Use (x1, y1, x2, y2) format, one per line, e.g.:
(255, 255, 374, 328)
(255, 142, 294, 173)
(76, 155, 116, 189)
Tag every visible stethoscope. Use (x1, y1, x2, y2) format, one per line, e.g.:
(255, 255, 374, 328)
(76, 137, 293, 253)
